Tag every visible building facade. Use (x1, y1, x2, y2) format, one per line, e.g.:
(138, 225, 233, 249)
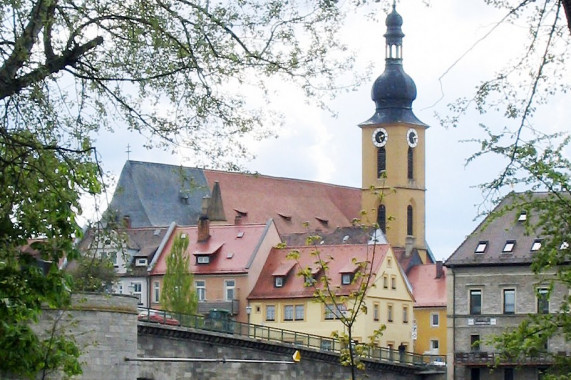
(445, 193, 570, 380)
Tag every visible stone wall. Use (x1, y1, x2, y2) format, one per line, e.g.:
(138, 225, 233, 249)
(136, 325, 444, 380)
(12, 293, 139, 380)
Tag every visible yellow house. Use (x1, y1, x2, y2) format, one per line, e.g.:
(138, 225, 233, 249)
(406, 262, 447, 358)
(248, 243, 414, 351)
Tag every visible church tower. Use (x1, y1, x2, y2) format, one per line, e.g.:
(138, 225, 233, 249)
(360, 4, 430, 261)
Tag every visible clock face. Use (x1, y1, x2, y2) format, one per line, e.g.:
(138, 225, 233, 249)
(372, 128, 388, 147)
(407, 128, 418, 148)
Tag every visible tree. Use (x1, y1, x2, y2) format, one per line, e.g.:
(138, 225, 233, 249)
(286, 220, 386, 380)
(160, 233, 197, 315)
(442, 1, 571, 378)
(0, 1, 374, 376)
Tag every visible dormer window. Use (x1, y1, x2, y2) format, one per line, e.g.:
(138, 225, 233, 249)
(135, 258, 147, 266)
(531, 239, 542, 252)
(341, 273, 352, 285)
(275, 276, 284, 288)
(475, 241, 488, 254)
(518, 211, 527, 222)
(503, 240, 516, 253)
(197, 256, 210, 264)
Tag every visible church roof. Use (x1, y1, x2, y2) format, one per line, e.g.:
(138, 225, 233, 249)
(106, 160, 362, 236)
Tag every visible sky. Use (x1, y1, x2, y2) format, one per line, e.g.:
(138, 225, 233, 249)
(91, 0, 571, 261)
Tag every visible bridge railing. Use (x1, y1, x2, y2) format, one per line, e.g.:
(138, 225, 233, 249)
(137, 307, 446, 369)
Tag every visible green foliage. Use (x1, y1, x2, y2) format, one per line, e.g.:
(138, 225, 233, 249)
(160, 234, 198, 315)
(443, 2, 571, 375)
(0, 0, 376, 376)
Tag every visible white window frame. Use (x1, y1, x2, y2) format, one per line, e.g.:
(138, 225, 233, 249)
(430, 339, 439, 350)
(225, 279, 235, 301)
(135, 258, 148, 266)
(153, 281, 160, 303)
(196, 280, 206, 301)
(503, 240, 516, 252)
(531, 239, 542, 252)
(475, 241, 487, 254)
(275, 276, 284, 288)
(266, 305, 276, 321)
(197, 256, 210, 264)
(431, 312, 439, 327)
(341, 273, 352, 285)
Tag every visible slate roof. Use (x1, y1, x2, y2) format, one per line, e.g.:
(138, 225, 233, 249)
(107, 161, 210, 228)
(406, 263, 446, 308)
(150, 221, 277, 276)
(106, 160, 362, 236)
(445, 192, 549, 267)
(248, 244, 389, 300)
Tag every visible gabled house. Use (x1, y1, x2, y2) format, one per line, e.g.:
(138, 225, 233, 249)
(77, 226, 171, 307)
(247, 242, 415, 351)
(445, 192, 570, 380)
(407, 262, 447, 357)
(149, 218, 281, 323)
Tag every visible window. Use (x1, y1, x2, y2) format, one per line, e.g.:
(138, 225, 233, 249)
(431, 313, 439, 327)
(131, 282, 142, 304)
(475, 241, 488, 254)
(387, 304, 393, 322)
(383, 275, 388, 289)
(503, 289, 515, 314)
(197, 255, 210, 264)
(470, 289, 482, 315)
(325, 304, 346, 320)
(266, 305, 275, 321)
(373, 303, 380, 321)
(403, 306, 408, 323)
(341, 273, 352, 285)
(377, 147, 386, 177)
(377, 205, 386, 233)
(537, 288, 549, 314)
(391, 275, 396, 290)
(225, 280, 235, 301)
(503, 240, 516, 252)
(407, 147, 414, 179)
(470, 334, 480, 352)
(430, 339, 439, 351)
(531, 239, 542, 252)
(518, 211, 527, 222)
(196, 281, 206, 301)
(407, 205, 413, 236)
(153, 281, 160, 303)
(135, 258, 147, 266)
(387, 257, 392, 268)
(295, 305, 304, 321)
(504, 368, 514, 380)
(275, 276, 284, 288)
(284, 305, 294, 321)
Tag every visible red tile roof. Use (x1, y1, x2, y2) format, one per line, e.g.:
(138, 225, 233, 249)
(151, 223, 274, 275)
(406, 264, 447, 308)
(203, 170, 361, 235)
(248, 244, 389, 300)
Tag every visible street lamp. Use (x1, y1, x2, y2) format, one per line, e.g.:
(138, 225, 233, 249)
(246, 305, 252, 325)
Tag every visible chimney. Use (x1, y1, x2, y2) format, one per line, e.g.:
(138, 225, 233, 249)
(435, 260, 444, 279)
(235, 215, 242, 225)
(405, 236, 415, 257)
(207, 181, 226, 221)
(123, 215, 131, 228)
(198, 197, 210, 242)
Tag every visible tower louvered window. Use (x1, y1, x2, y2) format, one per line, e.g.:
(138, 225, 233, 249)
(407, 147, 413, 179)
(407, 205, 413, 236)
(377, 147, 386, 177)
(377, 205, 386, 233)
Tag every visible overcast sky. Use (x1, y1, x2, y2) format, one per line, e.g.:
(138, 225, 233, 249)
(91, 0, 571, 261)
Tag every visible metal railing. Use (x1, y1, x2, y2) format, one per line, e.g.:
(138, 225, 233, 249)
(137, 307, 446, 369)
(455, 351, 566, 366)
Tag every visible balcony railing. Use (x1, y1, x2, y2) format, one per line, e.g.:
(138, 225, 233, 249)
(455, 351, 565, 366)
(137, 307, 447, 370)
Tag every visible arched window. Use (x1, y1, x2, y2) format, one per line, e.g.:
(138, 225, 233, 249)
(377, 205, 386, 233)
(377, 147, 386, 178)
(407, 147, 413, 179)
(407, 205, 413, 236)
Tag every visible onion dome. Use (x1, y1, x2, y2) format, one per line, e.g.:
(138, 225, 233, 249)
(360, 3, 427, 128)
